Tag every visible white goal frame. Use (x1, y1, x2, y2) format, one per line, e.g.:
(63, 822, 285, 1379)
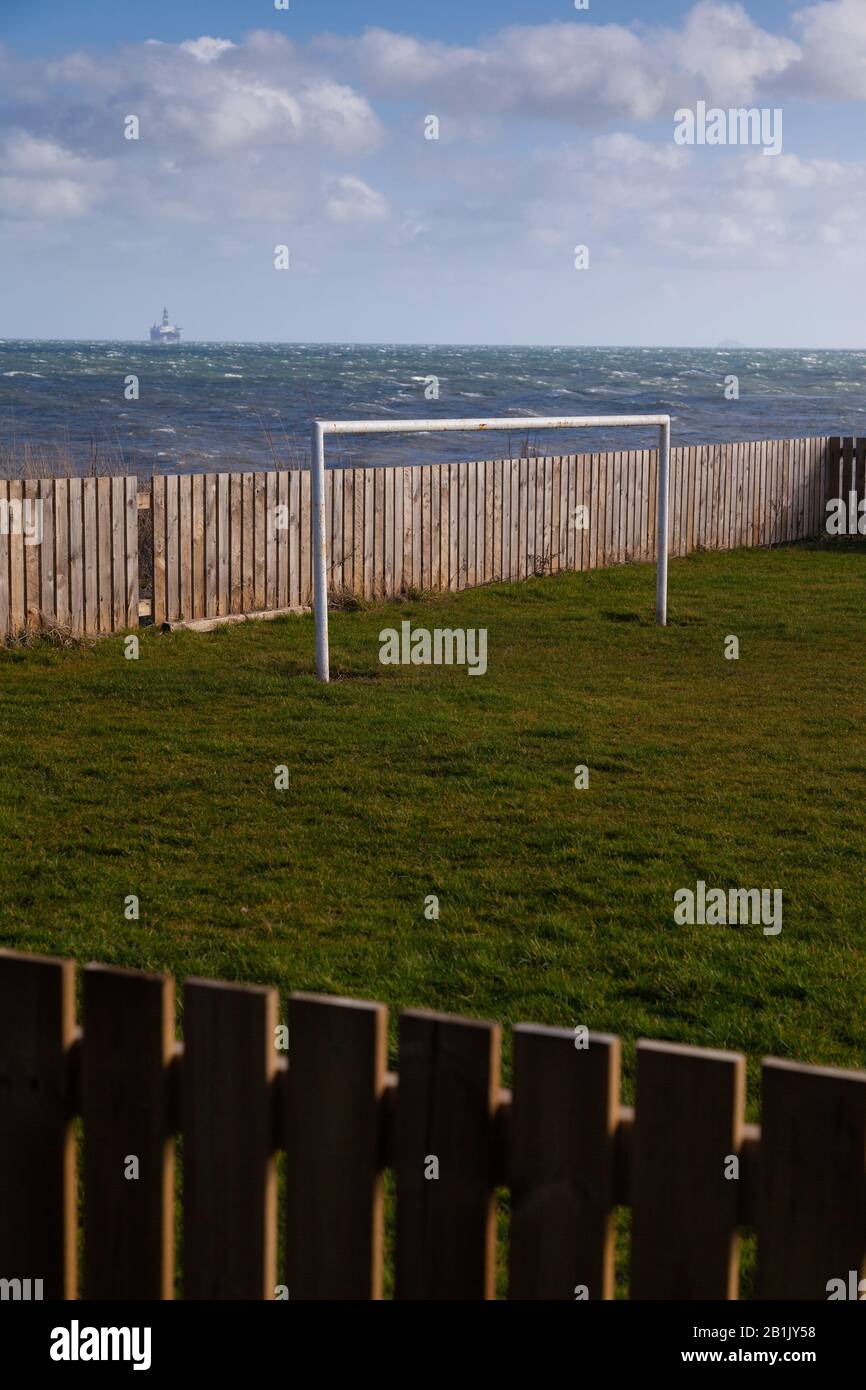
(310, 414, 671, 682)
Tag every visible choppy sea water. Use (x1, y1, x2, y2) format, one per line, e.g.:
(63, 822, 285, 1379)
(1, 340, 865, 476)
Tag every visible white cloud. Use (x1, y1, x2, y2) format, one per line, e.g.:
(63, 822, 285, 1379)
(180, 36, 236, 65)
(325, 7, 806, 123)
(0, 5, 864, 279)
(792, 0, 866, 97)
(0, 131, 110, 218)
(326, 174, 389, 224)
(671, 2, 801, 100)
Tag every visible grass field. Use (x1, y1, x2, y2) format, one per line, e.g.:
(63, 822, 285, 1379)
(1, 538, 864, 1111)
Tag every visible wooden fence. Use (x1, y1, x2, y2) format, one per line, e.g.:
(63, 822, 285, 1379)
(0, 436, 854, 637)
(0, 477, 138, 636)
(826, 435, 866, 513)
(150, 437, 832, 626)
(1, 946, 864, 1301)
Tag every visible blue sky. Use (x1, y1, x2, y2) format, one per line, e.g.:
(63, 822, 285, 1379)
(3, 2, 799, 52)
(1, 0, 865, 346)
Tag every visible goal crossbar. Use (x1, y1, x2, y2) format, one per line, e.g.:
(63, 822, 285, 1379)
(310, 414, 671, 681)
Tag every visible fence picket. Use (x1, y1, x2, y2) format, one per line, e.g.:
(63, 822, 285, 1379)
(285, 993, 387, 1299)
(183, 978, 278, 1299)
(82, 965, 175, 1299)
(0, 949, 77, 1298)
(395, 1009, 500, 1300)
(630, 1041, 745, 1299)
(756, 1058, 866, 1299)
(509, 1026, 620, 1300)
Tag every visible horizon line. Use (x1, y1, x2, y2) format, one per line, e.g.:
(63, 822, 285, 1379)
(2, 337, 865, 352)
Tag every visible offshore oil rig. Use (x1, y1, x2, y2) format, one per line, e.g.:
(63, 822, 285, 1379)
(149, 307, 182, 345)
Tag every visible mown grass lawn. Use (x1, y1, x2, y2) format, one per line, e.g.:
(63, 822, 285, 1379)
(1, 538, 865, 1109)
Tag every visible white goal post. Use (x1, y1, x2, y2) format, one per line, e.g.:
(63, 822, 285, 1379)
(310, 414, 671, 682)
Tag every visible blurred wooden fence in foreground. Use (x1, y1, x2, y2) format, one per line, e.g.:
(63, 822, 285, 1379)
(1, 947, 864, 1300)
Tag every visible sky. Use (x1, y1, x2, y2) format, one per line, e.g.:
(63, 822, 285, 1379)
(0, 0, 865, 346)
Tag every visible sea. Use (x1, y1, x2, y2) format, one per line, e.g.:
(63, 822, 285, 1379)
(2, 340, 865, 476)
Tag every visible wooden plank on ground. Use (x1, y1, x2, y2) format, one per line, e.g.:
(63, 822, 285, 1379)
(285, 993, 387, 1300)
(395, 1009, 500, 1300)
(0, 949, 77, 1299)
(183, 978, 278, 1299)
(82, 964, 175, 1299)
(756, 1057, 866, 1300)
(630, 1040, 744, 1299)
(509, 1026, 620, 1301)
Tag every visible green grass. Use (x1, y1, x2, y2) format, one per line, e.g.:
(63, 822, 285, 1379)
(2, 538, 865, 1110)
